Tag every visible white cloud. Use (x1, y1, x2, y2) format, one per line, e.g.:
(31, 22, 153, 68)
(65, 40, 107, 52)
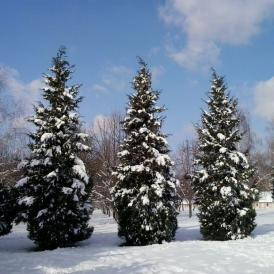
(0, 66, 43, 128)
(91, 65, 132, 94)
(91, 114, 108, 134)
(159, 0, 274, 70)
(90, 114, 118, 135)
(254, 76, 274, 120)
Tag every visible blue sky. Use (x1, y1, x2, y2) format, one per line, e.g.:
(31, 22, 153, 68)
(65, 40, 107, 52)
(1, 0, 274, 150)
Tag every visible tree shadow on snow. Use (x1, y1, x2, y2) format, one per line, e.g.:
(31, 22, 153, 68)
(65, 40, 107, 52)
(0, 231, 35, 253)
(175, 225, 202, 242)
(0, 231, 130, 273)
(253, 223, 274, 237)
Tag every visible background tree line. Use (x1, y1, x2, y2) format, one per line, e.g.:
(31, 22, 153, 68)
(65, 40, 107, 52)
(0, 66, 273, 220)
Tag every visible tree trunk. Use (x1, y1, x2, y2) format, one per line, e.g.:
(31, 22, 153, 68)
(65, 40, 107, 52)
(188, 202, 192, 218)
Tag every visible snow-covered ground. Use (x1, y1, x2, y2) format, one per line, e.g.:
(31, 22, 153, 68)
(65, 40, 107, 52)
(1, 208, 274, 274)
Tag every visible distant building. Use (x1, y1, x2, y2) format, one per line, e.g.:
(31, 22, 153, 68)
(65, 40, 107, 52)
(254, 191, 274, 209)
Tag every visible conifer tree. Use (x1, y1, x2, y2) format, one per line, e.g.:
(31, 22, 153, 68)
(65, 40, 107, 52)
(16, 47, 93, 249)
(193, 70, 257, 240)
(0, 185, 17, 236)
(112, 59, 177, 245)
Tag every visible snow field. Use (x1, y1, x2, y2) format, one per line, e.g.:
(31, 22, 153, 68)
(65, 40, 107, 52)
(1, 209, 274, 274)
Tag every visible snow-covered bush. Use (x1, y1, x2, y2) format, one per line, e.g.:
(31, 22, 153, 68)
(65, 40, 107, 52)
(16, 47, 93, 249)
(112, 59, 177, 245)
(193, 70, 257, 240)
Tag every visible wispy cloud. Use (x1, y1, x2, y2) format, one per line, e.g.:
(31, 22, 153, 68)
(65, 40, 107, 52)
(0, 66, 43, 128)
(148, 47, 161, 58)
(91, 65, 132, 94)
(254, 76, 274, 120)
(91, 84, 108, 94)
(90, 114, 108, 134)
(159, 0, 274, 70)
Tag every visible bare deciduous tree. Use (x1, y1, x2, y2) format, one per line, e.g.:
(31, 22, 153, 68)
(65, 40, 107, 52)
(86, 112, 124, 216)
(0, 75, 29, 188)
(251, 119, 274, 192)
(174, 139, 198, 217)
(238, 110, 253, 156)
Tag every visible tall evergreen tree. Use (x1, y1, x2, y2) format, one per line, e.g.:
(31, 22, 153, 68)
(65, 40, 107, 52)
(0, 184, 17, 236)
(193, 70, 257, 240)
(16, 48, 93, 249)
(112, 59, 177, 246)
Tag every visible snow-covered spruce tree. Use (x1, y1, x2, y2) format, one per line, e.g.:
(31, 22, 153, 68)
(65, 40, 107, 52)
(112, 59, 177, 245)
(193, 70, 257, 241)
(16, 47, 93, 249)
(0, 184, 18, 236)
